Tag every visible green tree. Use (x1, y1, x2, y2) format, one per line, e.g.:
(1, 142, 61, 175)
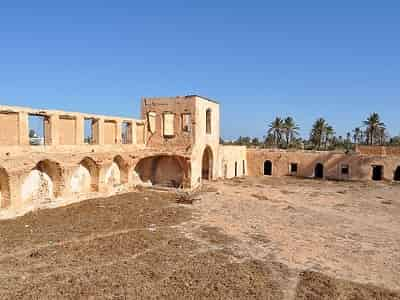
(268, 117, 284, 146)
(353, 127, 362, 144)
(283, 117, 300, 147)
(251, 137, 260, 146)
(363, 113, 385, 145)
(310, 118, 327, 150)
(390, 136, 400, 145)
(324, 125, 335, 150)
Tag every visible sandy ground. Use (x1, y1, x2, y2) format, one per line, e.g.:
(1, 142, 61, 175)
(0, 177, 399, 299)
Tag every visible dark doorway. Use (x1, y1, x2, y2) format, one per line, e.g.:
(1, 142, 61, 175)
(264, 160, 272, 176)
(202, 146, 213, 180)
(372, 165, 383, 181)
(395, 167, 400, 181)
(290, 163, 298, 175)
(315, 163, 324, 179)
(235, 162, 238, 177)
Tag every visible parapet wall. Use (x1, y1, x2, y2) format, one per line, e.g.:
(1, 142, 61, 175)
(356, 145, 400, 157)
(0, 105, 146, 155)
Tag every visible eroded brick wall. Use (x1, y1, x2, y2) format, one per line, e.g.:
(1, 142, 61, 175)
(142, 97, 196, 150)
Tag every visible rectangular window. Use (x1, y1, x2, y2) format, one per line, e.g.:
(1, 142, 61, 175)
(182, 113, 191, 133)
(122, 121, 132, 144)
(29, 114, 49, 145)
(84, 118, 99, 144)
(290, 163, 298, 174)
(136, 123, 145, 144)
(163, 112, 175, 137)
(148, 112, 156, 133)
(206, 109, 212, 134)
(341, 165, 350, 175)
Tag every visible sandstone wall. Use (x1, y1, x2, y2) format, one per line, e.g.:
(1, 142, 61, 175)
(247, 148, 400, 181)
(141, 96, 196, 151)
(0, 112, 19, 145)
(219, 145, 247, 178)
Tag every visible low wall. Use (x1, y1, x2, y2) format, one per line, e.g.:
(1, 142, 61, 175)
(219, 145, 247, 178)
(247, 149, 400, 181)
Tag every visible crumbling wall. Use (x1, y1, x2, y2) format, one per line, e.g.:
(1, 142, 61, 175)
(21, 170, 54, 205)
(142, 96, 195, 150)
(79, 157, 100, 192)
(105, 162, 121, 186)
(135, 155, 187, 188)
(0, 167, 10, 208)
(70, 165, 91, 193)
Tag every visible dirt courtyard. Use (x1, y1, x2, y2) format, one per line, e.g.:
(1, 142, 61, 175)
(0, 177, 399, 299)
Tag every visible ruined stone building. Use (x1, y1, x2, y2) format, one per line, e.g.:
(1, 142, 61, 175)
(0, 95, 399, 218)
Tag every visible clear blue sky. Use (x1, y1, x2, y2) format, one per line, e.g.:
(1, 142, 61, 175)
(1, 0, 399, 140)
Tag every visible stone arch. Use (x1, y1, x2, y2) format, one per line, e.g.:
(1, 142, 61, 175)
(113, 155, 129, 184)
(22, 159, 63, 204)
(35, 160, 63, 197)
(202, 146, 214, 180)
(0, 167, 11, 208)
(71, 157, 99, 193)
(315, 163, 324, 179)
(135, 155, 188, 188)
(264, 160, 272, 176)
(394, 166, 400, 181)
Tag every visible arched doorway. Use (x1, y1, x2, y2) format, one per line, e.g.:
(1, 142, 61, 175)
(22, 159, 63, 204)
(264, 160, 272, 176)
(315, 163, 324, 179)
(35, 160, 63, 197)
(71, 157, 99, 193)
(0, 167, 10, 208)
(394, 166, 400, 181)
(372, 165, 383, 181)
(202, 146, 213, 180)
(113, 155, 129, 184)
(135, 155, 188, 188)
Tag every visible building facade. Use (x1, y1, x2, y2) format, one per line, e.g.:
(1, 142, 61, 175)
(0, 96, 399, 219)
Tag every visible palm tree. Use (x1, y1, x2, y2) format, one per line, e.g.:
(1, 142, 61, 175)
(268, 117, 284, 146)
(310, 118, 327, 150)
(363, 113, 385, 145)
(353, 127, 361, 144)
(283, 117, 300, 146)
(324, 125, 335, 150)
